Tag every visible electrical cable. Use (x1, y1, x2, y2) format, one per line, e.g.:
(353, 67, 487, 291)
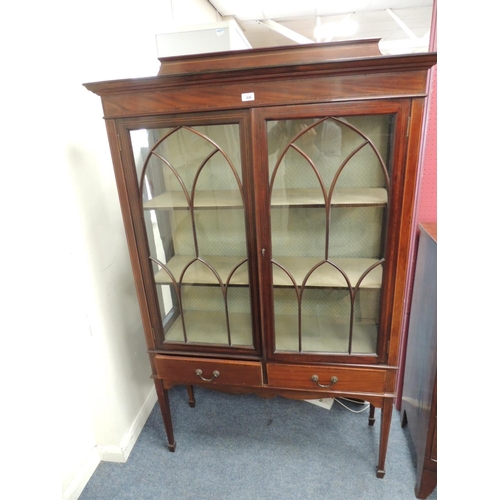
(340, 397, 370, 405)
(334, 397, 370, 414)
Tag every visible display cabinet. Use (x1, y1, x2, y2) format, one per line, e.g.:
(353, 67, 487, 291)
(84, 39, 436, 478)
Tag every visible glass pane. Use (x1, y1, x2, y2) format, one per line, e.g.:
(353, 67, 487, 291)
(267, 115, 392, 355)
(131, 123, 253, 348)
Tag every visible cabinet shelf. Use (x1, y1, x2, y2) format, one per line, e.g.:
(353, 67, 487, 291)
(143, 190, 243, 210)
(144, 187, 387, 211)
(154, 255, 249, 286)
(154, 255, 382, 289)
(272, 257, 382, 288)
(271, 187, 387, 207)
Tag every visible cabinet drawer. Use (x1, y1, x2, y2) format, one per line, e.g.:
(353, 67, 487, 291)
(267, 363, 387, 393)
(155, 355, 263, 387)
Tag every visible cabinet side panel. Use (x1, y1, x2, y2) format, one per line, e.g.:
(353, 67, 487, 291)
(386, 98, 426, 367)
(105, 119, 156, 350)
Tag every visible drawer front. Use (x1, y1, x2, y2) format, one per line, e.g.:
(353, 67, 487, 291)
(267, 363, 387, 393)
(155, 355, 263, 387)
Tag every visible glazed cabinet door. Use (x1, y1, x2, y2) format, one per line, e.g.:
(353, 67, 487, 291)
(255, 102, 411, 363)
(118, 112, 261, 355)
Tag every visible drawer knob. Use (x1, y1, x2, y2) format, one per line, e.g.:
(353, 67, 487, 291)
(311, 374, 338, 388)
(195, 369, 220, 382)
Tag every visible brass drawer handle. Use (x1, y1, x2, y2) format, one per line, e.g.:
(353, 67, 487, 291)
(311, 374, 338, 388)
(195, 369, 220, 382)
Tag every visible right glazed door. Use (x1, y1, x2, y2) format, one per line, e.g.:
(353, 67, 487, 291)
(257, 102, 409, 363)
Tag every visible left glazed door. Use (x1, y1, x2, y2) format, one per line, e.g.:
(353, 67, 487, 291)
(120, 113, 259, 354)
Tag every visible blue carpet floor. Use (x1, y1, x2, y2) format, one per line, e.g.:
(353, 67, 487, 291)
(79, 385, 436, 499)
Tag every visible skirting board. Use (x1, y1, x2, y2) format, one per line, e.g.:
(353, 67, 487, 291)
(99, 385, 158, 462)
(62, 385, 157, 500)
(62, 447, 101, 500)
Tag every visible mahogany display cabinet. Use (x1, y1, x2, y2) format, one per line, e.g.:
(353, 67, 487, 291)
(84, 39, 437, 478)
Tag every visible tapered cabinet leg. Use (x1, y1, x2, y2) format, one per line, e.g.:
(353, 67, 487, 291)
(154, 379, 176, 452)
(187, 385, 196, 408)
(368, 404, 376, 426)
(376, 399, 393, 478)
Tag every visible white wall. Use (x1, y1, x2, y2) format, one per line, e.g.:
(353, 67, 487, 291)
(0, 1, 219, 499)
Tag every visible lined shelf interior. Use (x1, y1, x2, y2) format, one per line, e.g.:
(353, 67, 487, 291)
(154, 255, 382, 289)
(144, 187, 387, 210)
